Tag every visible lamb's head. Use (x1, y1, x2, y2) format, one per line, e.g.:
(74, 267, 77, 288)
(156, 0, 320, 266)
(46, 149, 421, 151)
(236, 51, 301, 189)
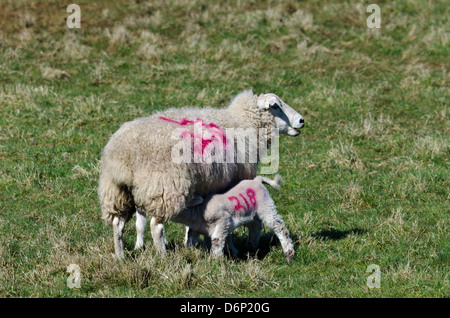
(257, 93, 304, 136)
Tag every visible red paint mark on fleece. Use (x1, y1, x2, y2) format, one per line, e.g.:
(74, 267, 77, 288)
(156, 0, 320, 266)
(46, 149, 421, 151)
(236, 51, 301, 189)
(159, 116, 227, 154)
(246, 188, 257, 206)
(228, 188, 258, 212)
(228, 196, 245, 212)
(239, 193, 250, 209)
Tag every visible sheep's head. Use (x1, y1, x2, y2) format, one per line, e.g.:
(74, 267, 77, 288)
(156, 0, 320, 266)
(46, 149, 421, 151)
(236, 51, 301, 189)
(257, 93, 304, 136)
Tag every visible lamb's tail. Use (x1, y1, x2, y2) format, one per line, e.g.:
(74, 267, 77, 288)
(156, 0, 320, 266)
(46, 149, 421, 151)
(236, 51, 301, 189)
(254, 174, 283, 189)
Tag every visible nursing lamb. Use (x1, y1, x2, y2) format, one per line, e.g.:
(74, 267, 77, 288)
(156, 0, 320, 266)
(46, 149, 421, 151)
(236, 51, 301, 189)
(177, 174, 295, 261)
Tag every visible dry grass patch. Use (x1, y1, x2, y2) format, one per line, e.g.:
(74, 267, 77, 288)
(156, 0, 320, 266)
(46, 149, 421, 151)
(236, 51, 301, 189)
(326, 140, 365, 170)
(40, 66, 71, 80)
(413, 136, 448, 158)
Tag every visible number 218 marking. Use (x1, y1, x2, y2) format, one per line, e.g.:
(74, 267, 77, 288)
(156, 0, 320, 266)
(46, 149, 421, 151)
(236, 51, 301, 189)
(228, 188, 257, 211)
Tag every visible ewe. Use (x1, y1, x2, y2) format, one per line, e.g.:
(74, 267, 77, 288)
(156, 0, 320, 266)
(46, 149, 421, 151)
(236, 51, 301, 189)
(98, 89, 304, 258)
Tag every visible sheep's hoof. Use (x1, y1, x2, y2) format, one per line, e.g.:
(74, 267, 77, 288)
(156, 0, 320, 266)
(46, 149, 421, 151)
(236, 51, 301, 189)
(114, 252, 125, 261)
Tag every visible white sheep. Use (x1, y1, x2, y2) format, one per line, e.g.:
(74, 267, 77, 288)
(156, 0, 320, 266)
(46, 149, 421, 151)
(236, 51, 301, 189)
(98, 89, 304, 258)
(173, 174, 295, 261)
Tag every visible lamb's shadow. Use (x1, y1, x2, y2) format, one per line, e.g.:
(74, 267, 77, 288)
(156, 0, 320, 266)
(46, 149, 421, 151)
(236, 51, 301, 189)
(311, 227, 367, 241)
(173, 231, 296, 261)
(229, 231, 300, 261)
(229, 227, 367, 261)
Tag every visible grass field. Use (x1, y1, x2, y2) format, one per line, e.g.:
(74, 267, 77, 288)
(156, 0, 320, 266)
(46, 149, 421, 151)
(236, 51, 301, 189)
(0, 0, 448, 297)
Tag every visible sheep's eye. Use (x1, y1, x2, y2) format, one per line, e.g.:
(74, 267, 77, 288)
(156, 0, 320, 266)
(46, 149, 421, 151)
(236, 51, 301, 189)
(270, 103, 280, 109)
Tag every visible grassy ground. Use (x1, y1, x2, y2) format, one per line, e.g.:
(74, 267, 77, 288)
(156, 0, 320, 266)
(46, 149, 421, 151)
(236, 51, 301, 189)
(0, 0, 448, 297)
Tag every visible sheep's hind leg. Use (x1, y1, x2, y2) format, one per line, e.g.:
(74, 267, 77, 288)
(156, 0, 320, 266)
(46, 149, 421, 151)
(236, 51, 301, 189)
(150, 217, 167, 255)
(113, 215, 128, 259)
(135, 208, 146, 250)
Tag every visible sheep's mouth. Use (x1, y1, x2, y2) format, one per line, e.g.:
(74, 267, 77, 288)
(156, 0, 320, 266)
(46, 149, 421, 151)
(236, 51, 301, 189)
(288, 126, 302, 136)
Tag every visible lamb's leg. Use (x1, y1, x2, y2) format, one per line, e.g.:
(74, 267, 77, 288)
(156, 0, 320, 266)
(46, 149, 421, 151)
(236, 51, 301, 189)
(112, 216, 127, 259)
(245, 218, 263, 254)
(203, 235, 212, 251)
(210, 220, 229, 258)
(135, 208, 146, 250)
(259, 212, 295, 262)
(150, 217, 167, 254)
(225, 235, 239, 257)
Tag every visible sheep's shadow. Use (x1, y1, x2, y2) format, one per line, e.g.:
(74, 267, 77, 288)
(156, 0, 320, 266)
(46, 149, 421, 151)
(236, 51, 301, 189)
(311, 227, 367, 241)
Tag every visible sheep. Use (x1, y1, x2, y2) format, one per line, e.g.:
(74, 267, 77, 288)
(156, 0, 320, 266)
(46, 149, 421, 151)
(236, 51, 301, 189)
(98, 89, 304, 258)
(174, 174, 295, 261)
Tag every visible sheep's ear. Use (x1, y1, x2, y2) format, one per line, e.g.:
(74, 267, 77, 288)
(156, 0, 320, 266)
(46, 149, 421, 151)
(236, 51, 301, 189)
(257, 99, 270, 110)
(257, 95, 278, 110)
(188, 195, 204, 207)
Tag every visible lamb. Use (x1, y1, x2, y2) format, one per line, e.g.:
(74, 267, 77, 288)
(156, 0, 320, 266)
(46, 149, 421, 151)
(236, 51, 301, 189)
(174, 174, 295, 261)
(98, 89, 304, 258)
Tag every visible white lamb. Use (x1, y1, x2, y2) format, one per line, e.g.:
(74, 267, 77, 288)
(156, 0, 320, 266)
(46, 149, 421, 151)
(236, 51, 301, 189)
(172, 174, 295, 261)
(98, 89, 304, 258)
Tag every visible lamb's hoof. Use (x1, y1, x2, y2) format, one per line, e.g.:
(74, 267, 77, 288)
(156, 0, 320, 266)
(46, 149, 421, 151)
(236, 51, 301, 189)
(284, 249, 295, 263)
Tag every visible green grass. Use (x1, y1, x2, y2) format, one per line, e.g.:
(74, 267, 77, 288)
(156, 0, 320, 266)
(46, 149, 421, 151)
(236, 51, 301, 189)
(0, 0, 448, 297)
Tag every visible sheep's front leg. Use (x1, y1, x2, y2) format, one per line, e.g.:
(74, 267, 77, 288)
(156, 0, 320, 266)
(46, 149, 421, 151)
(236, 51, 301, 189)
(135, 208, 146, 250)
(150, 217, 167, 254)
(112, 216, 127, 259)
(184, 226, 201, 246)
